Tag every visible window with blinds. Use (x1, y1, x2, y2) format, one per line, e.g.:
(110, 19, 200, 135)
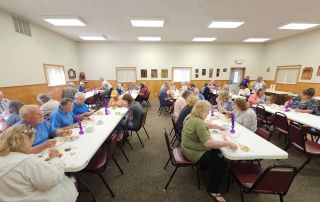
(43, 64, 66, 86)
(116, 67, 136, 82)
(173, 67, 191, 82)
(275, 66, 301, 84)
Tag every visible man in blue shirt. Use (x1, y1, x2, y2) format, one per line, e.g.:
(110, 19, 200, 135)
(17, 105, 66, 153)
(50, 98, 78, 134)
(159, 84, 173, 107)
(73, 92, 94, 116)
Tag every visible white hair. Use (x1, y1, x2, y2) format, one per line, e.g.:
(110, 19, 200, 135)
(19, 105, 39, 120)
(74, 92, 85, 100)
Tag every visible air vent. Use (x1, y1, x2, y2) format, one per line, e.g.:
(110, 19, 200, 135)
(12, 16, 31, 36)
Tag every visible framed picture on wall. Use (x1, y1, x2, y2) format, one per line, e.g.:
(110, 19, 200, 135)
(141, 69, 147, 78)
(202, 69, 206, 76)
(216, 68, 220, 77)
(161, 69, 168, 78)
(223, 68, 227, 73)
(317, 66, 320, 76)
(301, 67, 313, 80)
(195, 74, 199, 78)
(68, 68, 76, 79)
(209, 68, 213, 78)
(151, 69, 158, 78)
(195, 69, 199, 73)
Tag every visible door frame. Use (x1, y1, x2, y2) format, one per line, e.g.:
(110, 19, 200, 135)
(229, 67, 246, 84)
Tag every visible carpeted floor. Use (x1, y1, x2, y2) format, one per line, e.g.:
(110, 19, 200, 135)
(77, 100, 320, 202)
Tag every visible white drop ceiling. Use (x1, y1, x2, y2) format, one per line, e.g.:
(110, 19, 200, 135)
(1, 0, 320, 43)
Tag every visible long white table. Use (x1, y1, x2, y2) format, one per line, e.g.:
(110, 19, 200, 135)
(38, 107, 128, 172)
(266, 89, 291, 95)
(205, 113, 288, 160)
(253, 104, 320, 130)
(123, 90, 139, 100)
(85, 90, 104, 99)
(231, 94, 247, 100)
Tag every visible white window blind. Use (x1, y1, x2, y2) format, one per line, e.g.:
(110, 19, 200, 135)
(43, 65, 66, 87)
(173, 68, 191, 82)
(117, 68, 136, 82)
(276, 68, 300, 84)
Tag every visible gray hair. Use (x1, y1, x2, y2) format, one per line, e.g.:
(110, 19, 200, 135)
(6, 100, 24, 114)
(60, 97, 74, 107)
(19, 105, 39, 120)
(181, 90, 194, 100)
(74, 92, 85, 100)
(37, 93, 50, 103)
(99, 77, 104, 81)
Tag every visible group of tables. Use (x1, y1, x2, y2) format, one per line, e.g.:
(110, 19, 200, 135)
(84, 89, 139, 101)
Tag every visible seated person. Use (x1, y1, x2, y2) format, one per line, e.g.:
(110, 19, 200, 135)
(50, 98, 78, 134)
(200, 83, 208, 94)
(77, 82, 86, 92)
(193, 88, 205, 100)
(234, 98, 257, 132)
(159, 84, 174, 107)
(203, 83, 215, 101)
(61, 82, 77, 100)
(99, 77, 112, 90)
(0, 125, 78, 202)
(3, 100, 24, 130)
(216, 91, 233, 114)
(116, 83, 126, 95)
(0, 91, 9, 115)
(176, 95, 199, 136)
(173, 90, 193, 122)
(252, 76, 265, 94)
(135, 83, 149, 103)
(73, 92, 94, 116)
(129, 81, 140, 91)
(109, 90, 125, 108)
(182, 101, 237, 202)
(37, 93, 60, 120)
(17, 105, 66, 154)
(247, 88, 267, 107)
(119, 94, 144, 131)
(285, 88, 320, 115)
(238, 83, 251, 97)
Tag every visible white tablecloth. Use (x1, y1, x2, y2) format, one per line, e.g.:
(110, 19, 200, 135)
(266, 89, 291, 95)
(123, 90, 139, 100)
(84, 90, 104, 99)
(231, 94, 246, 100)
(38, 107, 127, 172)
(206, 113, 288, 160)
(253, 104, 320, 130)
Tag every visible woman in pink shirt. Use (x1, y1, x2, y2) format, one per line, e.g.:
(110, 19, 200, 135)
(248, 88, 266, 107)
(173, 90, 194, 122)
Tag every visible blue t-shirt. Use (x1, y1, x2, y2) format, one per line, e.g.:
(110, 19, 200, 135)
(198, 94, 205, 100)
(50, 107, 76, 133)
(16, 120, 53, 146)
(6, 113, 21, 126)
(73, 102, 89, 115)
(159, 89, 169, 104)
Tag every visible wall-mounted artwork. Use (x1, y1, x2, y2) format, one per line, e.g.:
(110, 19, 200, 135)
(141, 69, 147, 78)
(317, 66, 320, 76)
(209, 68, 213, 78)
(216, 68, 220, 77)
(301, 67, 313, 80)
(223, 68, 227, 73)
(267, 67, 270, 72)
(151, 69, 158, 78)
(161, 69, 168, 78)
(195, 74, 199, 78)
(68, 68, 76, 79)
(195, 69, 199, 74)
(202, 69, 206, 76)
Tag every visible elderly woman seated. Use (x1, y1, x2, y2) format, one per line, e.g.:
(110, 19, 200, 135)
(73, 92, 94, 116)
(3, 100, 24, 130)
(182, 100, 237, 202)
(109, 90, 125, 108)
(285, 88, 320, 115)
(37, 93, 60, 120)
(0, 124, 78, 202)
(173, 90, 194, 122)
(234, 98, 257, 132)
(247, 88, 267, 107)
(216, 91, 233, 114)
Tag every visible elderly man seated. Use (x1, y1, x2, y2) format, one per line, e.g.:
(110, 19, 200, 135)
(37, 93, 60, 120)
(16, 105, 67, 154)
(61, 82, 77, 100)
(50, 98, 79, 134)
(73, 92, 94, 116)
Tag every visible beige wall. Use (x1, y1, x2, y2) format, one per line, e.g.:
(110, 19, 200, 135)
(0, 9, 79, 87)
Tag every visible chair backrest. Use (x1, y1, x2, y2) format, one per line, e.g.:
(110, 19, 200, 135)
(92, 92, 101, 103)
(171, 114, 178, 134)
(123, 115, 131, 135)
(158, 95, 164, 106)
(274, 112, 289, 134)
(146, 90, 150, 99)
(141, 109, 148, 127)
(251, 164, 297, 195)
(164, 129, 174, 163)
(106, 132, 121, 164)
(255, 127, 270, 140)
(288, 121, 306, 151)
(256, 104, 266, 127)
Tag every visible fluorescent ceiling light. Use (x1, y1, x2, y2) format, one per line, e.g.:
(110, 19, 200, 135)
(79, 35, 107, 41)
(244, 38, 270, 42)
(43, 16, 86, 26)
(138, 36, 161, 41)
(131, 18, 164, 27)
(208, 21, 244, 28)
(192, 37, 217, 42)
(279, 23, 319, 30)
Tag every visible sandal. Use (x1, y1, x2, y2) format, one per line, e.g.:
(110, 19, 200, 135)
(208, 192, 226, 202)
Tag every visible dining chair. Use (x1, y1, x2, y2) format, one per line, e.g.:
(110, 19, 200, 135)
(256, 104, 274, 131)
(231, 163, 297, 202)
(116, 116, 132, 162)
(163, 129, 200, 191)
(271, 112, 289, 143)
(255, 127, 271, 140)
(169, 114, 181, 146)
(128, 110, 149, 148)
(285, 121, 320, 173)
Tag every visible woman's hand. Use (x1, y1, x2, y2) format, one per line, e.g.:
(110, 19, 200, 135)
(48, 148, 60, 159)
(44, 139, 56, 149)
(227, 141, 238, 151)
